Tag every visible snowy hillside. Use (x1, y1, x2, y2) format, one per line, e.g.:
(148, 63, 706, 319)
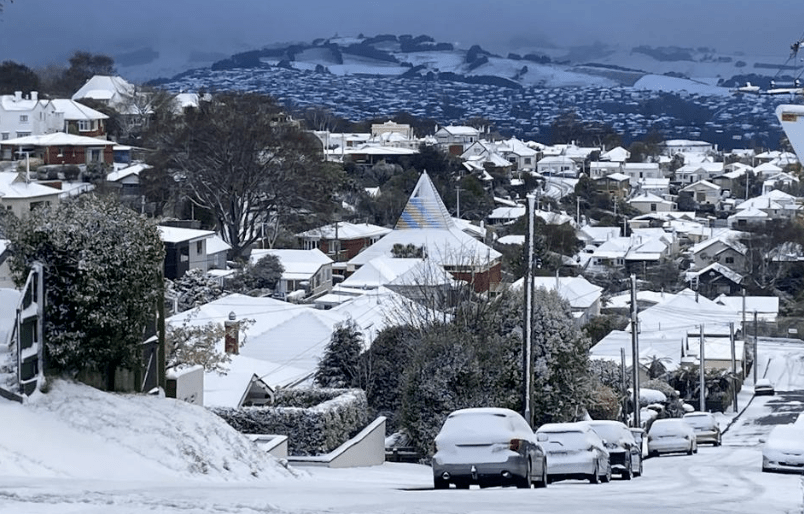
(0, 380, 298, 482)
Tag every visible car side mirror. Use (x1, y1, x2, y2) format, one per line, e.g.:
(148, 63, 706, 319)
(536, 433, 548, 443)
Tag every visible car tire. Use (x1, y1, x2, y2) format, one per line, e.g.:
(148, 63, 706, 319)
(622, 456, 633, 480)
(434, 478, 449, 490)
(454, 481, 470, 489)
(601, 461, 612, 483)
(636, 458, 643, 477)
(516, 460, 531, 489)
(715, 435, 721, 447)
(649, 450, 659, 458)
(589, 461, 600, 484)
(688, 443, 694, 455)
(534, 462, 548, 488)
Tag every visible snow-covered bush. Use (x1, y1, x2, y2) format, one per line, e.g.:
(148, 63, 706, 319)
(212, 388, 369, 456)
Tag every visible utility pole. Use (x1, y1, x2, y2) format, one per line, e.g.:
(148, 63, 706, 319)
(753, 310, 758, 383)
(631, 274, 641, 428)
(620, 347, 627, 424)
(730, 322, 738, 413)
(699, 324, 706, 412)
(455, 186, 462, 219)
(741, 288, 747, 376)
(523, 194, 536, 427)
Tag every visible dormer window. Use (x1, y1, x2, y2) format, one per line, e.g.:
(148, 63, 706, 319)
(19, 115, 28, 123)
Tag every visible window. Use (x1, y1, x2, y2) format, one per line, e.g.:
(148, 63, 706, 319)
(524, 158, 531, 165)
(19, 115, 28, 123)
(196, 241, 203, 254)
(1, 133, 8, 141)
(725, 256, 734, 264)
(328, 240, 340, 255)
(302, 239, 317, 250)
(696, 192, 706, 202)
(650, 203, 657, 212)
(78, 120, 94, 132)
(16, 132, 30, 138)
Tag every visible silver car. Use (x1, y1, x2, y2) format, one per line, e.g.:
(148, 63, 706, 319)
(682, 412, 722, 446)
(647, 419, 698, 457)
(536, 422, 611, 484)
(584, 420, 643, 479)
(432, 408, 548, 489)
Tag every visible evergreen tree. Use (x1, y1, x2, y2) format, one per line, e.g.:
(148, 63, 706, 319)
(6, 195, 164, 391)
(0, 61, 40, 94)
(314, 319, 364, 388)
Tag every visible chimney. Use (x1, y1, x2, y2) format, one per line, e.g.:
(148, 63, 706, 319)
(14, 91, 22, 102)
(30, 91, 38, 102)
(224, 312, 239, 355)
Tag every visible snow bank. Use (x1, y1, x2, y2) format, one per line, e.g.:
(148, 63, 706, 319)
(0, 379, 298, 481)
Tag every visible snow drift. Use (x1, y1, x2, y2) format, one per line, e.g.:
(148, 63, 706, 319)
(0, 379, 298, 482)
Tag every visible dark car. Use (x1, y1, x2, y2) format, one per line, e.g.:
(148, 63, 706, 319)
(432, 408, 548, 489)
(584, 420, 643, 479)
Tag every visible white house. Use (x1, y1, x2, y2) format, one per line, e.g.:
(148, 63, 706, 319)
(628, 192, 676, 214)
(434, 125, 480, 154)
(250, 248, 334, 301)
(537, 155, 578, 177)
(0, 91, 61, 140)
(0, 171, 62, 217)
(680, 180, 722, 208)
(623, 162, 662, 186)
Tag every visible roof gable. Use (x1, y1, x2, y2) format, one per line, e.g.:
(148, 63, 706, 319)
(395, 171, 455, 230)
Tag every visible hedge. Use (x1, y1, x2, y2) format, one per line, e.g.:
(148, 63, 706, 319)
(211, 388, 369, 456)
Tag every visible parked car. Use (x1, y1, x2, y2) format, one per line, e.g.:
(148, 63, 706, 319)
(584, 420, 642, 479)
(755, 378, 775, 396)
(648, 419, 698, 457)
(682, 412, 722, 446)
(432, 408, 548, 489)
(761, 424, 804, 474)
(536, 422, 611, 484)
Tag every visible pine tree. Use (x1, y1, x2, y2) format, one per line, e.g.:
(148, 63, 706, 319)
(314, 319, 363, 388)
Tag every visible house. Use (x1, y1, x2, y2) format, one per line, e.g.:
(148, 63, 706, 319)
(662, 139, 715, 157)
(680, 180, 722, 209)
(714, 295, 779, 323)
(250, 248, 333, 301)
(736, 189, 801, 220)
(623, 162, 662, 186)
(600, 146, 630, 163)
(577, 226, 620, 248)
(636, 177, 671, 196)
(487, 205, 526, 225)
(512, 275, 603, 325)
(206, 234, 231, 271)
(593, 173, 630, 198)
(434, 125, 480, 154)
(158, 225, 217, 280)
(494, 137, 539, 171)
(685, 262, 744, 298)
(587, 237, 632, 271)
(0, 132, 115, 165)
(0, 172, 62, 217)
(589, 161, 622, 179)
(50, 99, 108, 138)
(71, 75, 139, 114)
(339, 144, 419, 168)
(537, 155, 578, 177)
(348, 171, 502, 293)
(625, 234, 673, 277)
(762, 171, 799, 194)
(727, 207, 768, 229)
(675, 162, 723, 184)
(0, 91, 61, 140)
(297, 221, 392, 265)
(689, 236, 747, 273)
(628, 192, 677, 214)
(105, 162, 149, 197)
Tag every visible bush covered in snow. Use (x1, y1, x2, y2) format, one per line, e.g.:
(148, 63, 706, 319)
(212, 388, 369, 456)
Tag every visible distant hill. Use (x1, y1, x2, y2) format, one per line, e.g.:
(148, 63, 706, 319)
(139, 34, 799, 90)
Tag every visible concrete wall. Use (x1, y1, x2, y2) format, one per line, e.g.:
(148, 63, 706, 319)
(288, 417, 386, 468)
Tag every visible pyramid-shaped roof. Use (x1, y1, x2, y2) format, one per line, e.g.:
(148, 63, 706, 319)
(395, 171, 455, 230)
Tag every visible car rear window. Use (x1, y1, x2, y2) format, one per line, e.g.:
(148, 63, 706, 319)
(683, 415, 714, 429)
(541, 431, 588, 449)
(650, 420, 686, 435)
(588, 424, 622, 442)
(441, 412, 513, 436)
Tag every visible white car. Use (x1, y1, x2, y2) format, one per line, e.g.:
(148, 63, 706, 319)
(432, 408, 548, 489)
(762, 425, 804, 474)
(536, 422, 611, 484)
(647, 419, 698, 457)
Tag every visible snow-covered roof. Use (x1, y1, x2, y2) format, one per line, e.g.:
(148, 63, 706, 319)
(601, 146, 630, 162)
(488, 206, 526, 220)
(591, 330, 683, 372)
(251, 248, 332, 280)
(297, 221, 391, 241)
(714, 294, 779, 322)
(206, 235, 231, 255)
(341, 257, 424, 289)
(157, 226, 216, 244)
(685, 262, 744, 285)
(511, 275, 602, 310)
(630, 192, 672, 204)
(0, 172, 63, 200)
(680, 179, 720, 192)
(0, 132, 114, 147)
(50, 99, 108, 121)
(106, 163, 150, 182)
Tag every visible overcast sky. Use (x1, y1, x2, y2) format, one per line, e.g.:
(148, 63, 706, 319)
(1, 0, 803, 70)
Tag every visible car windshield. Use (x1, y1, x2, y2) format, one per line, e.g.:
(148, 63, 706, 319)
(541, 431, 588, 450)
